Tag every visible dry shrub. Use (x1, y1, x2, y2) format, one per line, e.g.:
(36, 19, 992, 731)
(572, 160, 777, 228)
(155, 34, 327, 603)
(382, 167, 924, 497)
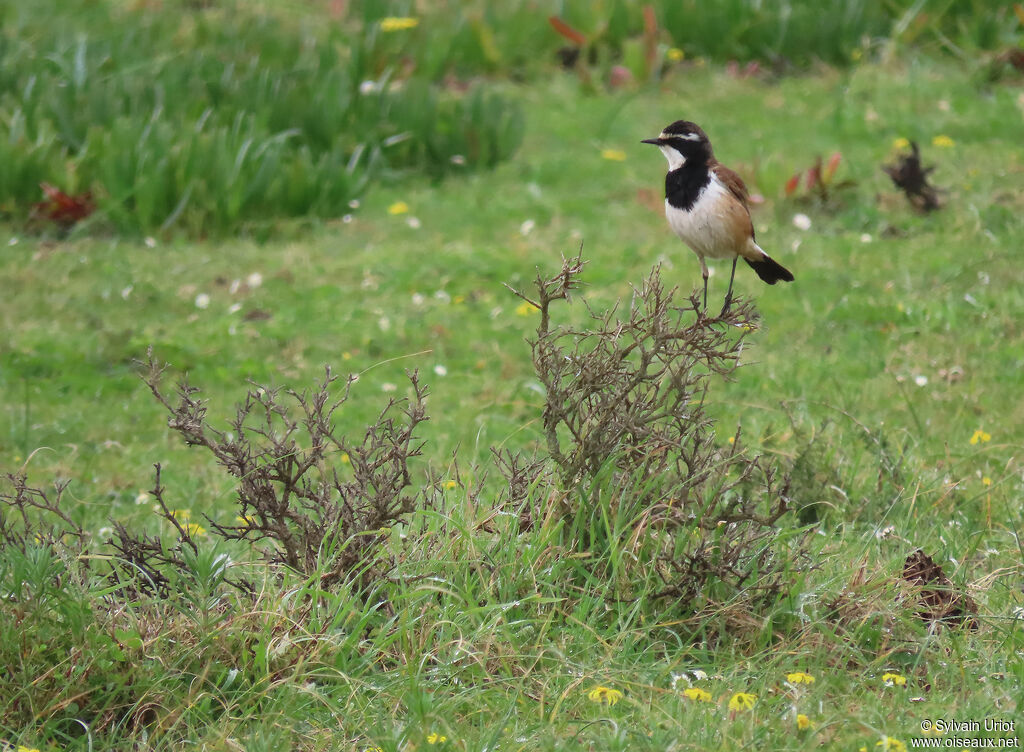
(0, 472, 83, 550)
(508, 255, 795, 610)
(140, 351, 430, 590)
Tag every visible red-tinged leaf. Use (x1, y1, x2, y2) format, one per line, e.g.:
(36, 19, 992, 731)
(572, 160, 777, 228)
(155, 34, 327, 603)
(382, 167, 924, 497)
(784, 172, 801, 196)
(548, 16, 586, 46)
(33, 182, 95, 227)
(824, 152, 842, 182)
(805, 157, 822, 191)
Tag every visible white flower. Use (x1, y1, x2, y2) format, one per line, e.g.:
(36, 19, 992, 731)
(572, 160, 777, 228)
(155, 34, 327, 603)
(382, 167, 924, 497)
(348, 199, 360, 209)
(433, 364, 448, 376)
(914, 375, 928, 387)
(121, 285, 133, 300)
(378, 315, 391, 332)
(407, 216, 421, 229)
(8, 237, 18, 246)
(860, 233, 873, 243)
(195, 293, 210, 309)
(450, 154, 466, 165)
(520, 219, 536, 236)
(342, 214, 354, 223)
(359, 80, 379, 95)
(144, 236, 157, 248)
(412, 292, 426, 306)
(792, 213, 812, 231)
(228, 302, 242, 314)
(381, 382, 397, 393)
(246, 272, 263, 289)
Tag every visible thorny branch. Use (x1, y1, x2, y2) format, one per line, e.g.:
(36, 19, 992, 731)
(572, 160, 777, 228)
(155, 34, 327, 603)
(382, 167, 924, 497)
(141, 349, 430, 589)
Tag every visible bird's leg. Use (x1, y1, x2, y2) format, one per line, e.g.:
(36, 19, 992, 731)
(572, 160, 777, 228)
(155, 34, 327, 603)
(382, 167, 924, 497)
(719, 256, 738, 317)
(700, 256, 709, 314)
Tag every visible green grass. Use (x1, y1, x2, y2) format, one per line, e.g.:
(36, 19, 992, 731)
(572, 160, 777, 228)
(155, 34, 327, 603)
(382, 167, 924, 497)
(3, 0, 1019, 237)
(2, 43, 1024, 752)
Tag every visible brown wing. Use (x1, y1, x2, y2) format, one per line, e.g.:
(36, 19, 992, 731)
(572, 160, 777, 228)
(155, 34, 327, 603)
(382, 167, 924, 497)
(711, 161, 750, 208)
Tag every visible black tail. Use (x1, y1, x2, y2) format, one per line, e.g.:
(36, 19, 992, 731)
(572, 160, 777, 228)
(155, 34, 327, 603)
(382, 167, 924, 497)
(745, 255, 794, 285)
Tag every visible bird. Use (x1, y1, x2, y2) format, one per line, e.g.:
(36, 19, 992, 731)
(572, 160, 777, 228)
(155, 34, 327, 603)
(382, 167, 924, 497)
(642, 120, 793, 316)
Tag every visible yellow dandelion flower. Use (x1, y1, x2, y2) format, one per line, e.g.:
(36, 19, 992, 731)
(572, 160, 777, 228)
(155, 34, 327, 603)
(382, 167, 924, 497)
(969, 429, 991, 445)
(236, 515, 254, 526)
(932, 135, 955, 148)
(341, 452, 351, 464)
(601, 148, 627, 162)
(587, 685, 623, 705)
(387, 201, 409, 215)
(18, 746, 43, 752)
(169, 508, 191, 521)
(515, 301, 535, 316)
(881, 672, 907, 687)
(444, 480, 457, 489)
(877, 738, 907, 752)
(379, 17, 419, 32)
(364, 747, 384, 752)
(982, 476, 992, 486)
(184, 523, 207, 537)
(728, 692, 757, 711)
(682, 687, 713, 703)
(453, 294, 465, 304)
(796, 713, 813, 730)
(787, 671, 815, 684)
(892, 137, 910, 150)
(727, 436, 735, 445)
(342, 351, 353, 361)
(667, 47, 685, 62)
(426, 733, 447, 744)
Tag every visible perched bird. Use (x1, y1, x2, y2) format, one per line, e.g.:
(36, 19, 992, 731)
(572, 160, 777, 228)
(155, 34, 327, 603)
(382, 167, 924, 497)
(642, 120, 793, 315)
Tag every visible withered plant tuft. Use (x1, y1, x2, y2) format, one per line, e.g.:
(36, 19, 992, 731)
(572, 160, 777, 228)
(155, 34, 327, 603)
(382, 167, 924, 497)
(508, 255, 795, 614)
(141, 351, 430, 590)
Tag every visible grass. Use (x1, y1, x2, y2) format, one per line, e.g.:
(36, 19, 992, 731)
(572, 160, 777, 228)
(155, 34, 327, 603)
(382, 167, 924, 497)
(2, 14, 1024, 752)
(3, 0, 1019, 236)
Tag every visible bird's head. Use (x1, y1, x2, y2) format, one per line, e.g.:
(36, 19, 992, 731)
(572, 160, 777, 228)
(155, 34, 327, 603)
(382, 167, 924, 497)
(642, 120, 712, 170)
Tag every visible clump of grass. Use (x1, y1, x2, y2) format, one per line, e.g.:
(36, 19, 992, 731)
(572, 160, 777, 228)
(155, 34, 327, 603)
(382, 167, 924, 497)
(0, 0, 523, 236)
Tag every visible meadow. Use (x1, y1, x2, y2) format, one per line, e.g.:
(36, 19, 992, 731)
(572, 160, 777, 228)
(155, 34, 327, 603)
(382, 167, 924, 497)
(1, 1, 1023, 750)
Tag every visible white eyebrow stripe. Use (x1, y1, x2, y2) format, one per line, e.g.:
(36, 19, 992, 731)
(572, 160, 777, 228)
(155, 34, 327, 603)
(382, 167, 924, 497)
(661, 131, 701, 141)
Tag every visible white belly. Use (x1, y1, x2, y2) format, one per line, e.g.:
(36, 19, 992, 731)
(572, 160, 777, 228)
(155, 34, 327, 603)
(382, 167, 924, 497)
(665, 176, 738, 260)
